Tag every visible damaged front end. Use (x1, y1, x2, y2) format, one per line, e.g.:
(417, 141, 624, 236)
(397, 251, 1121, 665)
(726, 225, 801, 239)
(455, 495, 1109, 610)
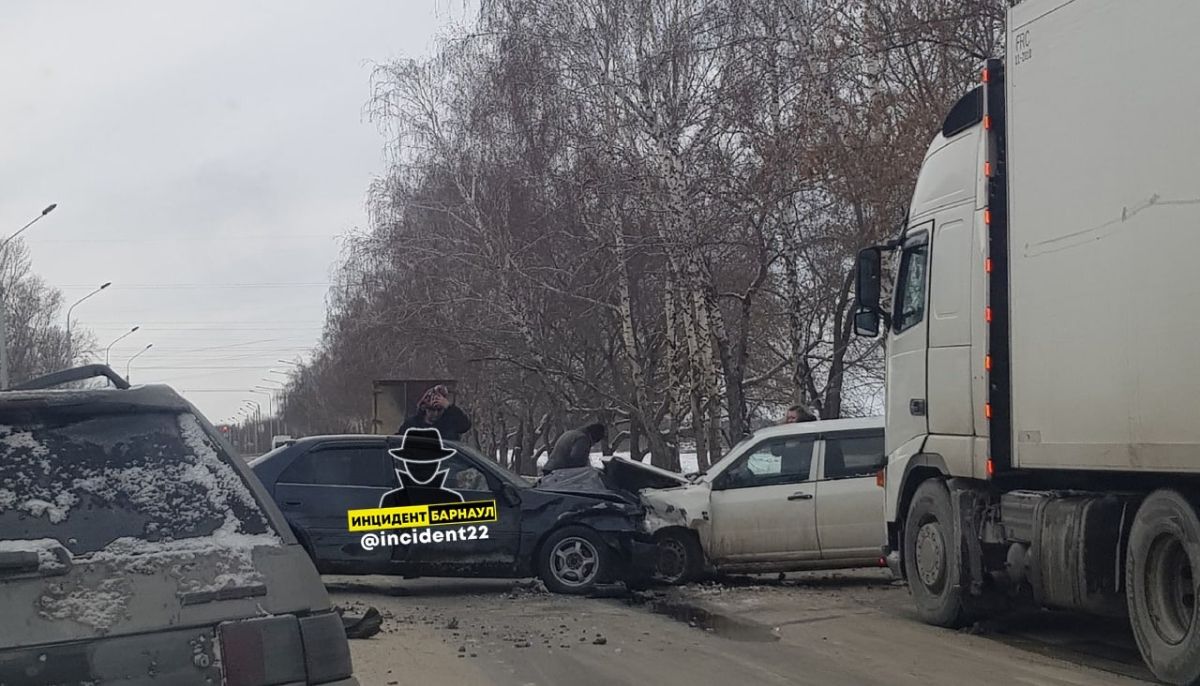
(531, 471, 658, 584)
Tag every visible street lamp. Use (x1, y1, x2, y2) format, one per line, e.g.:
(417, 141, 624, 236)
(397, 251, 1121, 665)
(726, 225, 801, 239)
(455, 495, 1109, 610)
(104, 326, 139, 367)
(66, 281, 112, 340)
(124, 343, 152, 383)
(243, 399, 263, 453)
(0, 203, 58, 388)
(249, 389, 274, 439)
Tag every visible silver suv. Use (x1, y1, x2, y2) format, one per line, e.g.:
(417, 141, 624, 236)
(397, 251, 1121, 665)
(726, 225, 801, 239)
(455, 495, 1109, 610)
(0, 365, 357, 685)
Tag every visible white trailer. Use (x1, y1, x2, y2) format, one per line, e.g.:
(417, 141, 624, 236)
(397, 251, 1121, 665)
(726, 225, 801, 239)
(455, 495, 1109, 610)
(853, 1, 1200, 682)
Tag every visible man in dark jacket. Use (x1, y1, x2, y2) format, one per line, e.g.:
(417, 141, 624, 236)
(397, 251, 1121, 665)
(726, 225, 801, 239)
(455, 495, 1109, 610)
(397, 384, 472, 441)
(541, 422, 606, 474)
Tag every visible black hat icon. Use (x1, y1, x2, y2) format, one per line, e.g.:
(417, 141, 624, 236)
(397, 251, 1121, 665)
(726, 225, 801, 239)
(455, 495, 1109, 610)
(391, 427, 457, 462)
(380, 428, 464, 507)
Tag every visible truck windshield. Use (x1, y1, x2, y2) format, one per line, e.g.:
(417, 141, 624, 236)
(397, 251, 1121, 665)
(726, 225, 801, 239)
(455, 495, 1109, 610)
(0, 411, 275, 556)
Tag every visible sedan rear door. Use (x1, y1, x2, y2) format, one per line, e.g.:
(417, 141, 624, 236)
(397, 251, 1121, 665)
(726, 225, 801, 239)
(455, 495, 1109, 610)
(273, 441, 394, 570)
(813, 429, 887, 562)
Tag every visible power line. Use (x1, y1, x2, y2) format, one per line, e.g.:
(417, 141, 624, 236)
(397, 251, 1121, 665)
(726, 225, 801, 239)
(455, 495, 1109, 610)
(57, 282, 331, 290)
(34, 234, 339, 244)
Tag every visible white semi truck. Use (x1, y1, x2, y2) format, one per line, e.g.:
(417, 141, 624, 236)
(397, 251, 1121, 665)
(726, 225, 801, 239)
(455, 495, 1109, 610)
(853, 0, 1200, 682)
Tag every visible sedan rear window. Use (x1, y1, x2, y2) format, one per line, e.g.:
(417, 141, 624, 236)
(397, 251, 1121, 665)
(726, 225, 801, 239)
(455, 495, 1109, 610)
(0, 411, 275, 556)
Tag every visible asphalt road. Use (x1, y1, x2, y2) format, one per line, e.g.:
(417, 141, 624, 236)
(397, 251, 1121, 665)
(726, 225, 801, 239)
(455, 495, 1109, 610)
(326, 571, 1156, 686)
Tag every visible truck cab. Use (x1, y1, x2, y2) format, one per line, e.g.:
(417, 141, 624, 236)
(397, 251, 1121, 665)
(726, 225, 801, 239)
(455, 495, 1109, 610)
(853, 78, 998, 550)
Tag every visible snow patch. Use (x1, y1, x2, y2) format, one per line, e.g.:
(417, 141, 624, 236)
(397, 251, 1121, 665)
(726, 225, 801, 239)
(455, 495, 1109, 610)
(0, 538, 67, 571)
(0, 428, 49, 456)
(37, 578, 131, 633)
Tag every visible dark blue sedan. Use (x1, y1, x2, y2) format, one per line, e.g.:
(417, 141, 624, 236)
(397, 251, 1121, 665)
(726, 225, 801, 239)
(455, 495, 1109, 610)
(249, 435, 655, 594)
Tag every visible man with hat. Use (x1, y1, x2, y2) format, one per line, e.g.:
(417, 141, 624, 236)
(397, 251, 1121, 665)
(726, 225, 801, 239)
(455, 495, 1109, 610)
(397, 384, 473, 441)
(379, 428, 467, 507)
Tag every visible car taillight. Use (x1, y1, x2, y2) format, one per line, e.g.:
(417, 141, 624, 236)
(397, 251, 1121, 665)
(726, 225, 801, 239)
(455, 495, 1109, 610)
(218, 616, 306, 686)
(300, 612, 354, 683)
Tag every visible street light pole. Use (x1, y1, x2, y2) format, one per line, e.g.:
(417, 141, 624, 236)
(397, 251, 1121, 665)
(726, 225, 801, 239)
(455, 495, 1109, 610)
(244, 400, 262, 453)
(250, 389, 273, 442)
(104, 326, 139, 367)
(66, 281, 112, 340)
(124, 343, 152, 383)
(0, 203, 57, 389)
(260, 377, 287, 435)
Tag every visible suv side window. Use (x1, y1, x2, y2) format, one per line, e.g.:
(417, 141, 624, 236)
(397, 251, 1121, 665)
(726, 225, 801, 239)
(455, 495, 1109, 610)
(893, 235, 929, 333)
(822, 431, 886, 480)
(722, 436, 815, 489)
(280, 447, 390, 487)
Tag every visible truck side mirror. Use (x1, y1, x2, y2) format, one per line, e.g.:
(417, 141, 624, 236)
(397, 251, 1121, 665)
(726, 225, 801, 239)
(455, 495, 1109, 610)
(855, 309, 880, 337)
(854, 248, 885, 337)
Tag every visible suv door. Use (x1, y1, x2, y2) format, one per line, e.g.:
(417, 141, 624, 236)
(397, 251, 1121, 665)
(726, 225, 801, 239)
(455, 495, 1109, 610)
(274, 443, 393, 570)
(814, 429, 887, 561)
(707, 435, 818, 562)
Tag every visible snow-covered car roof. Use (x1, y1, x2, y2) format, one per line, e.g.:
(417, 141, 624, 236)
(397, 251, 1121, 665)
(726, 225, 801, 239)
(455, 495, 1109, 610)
(0, 384, 193, 412)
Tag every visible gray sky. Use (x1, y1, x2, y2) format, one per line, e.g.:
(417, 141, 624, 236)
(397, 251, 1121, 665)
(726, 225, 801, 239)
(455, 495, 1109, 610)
(0, 1, 468, 424)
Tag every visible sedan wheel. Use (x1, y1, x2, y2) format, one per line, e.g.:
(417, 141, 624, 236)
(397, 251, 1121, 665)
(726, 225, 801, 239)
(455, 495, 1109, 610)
(537, 525, 613, 594)
(552, 537, 599, 587)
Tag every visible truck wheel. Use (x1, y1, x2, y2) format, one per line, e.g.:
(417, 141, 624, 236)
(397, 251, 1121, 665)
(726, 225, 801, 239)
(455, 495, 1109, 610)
(1127, 489, 1200, 685)
(903, 479, 970, 627)
(537, 525, 612, 595)
(654, 529, 703, 585)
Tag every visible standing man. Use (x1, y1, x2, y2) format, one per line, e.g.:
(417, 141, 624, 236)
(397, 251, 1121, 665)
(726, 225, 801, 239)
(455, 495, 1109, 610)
(782, 404, 816, 424)
(397, 384, 472, 441)
(541, 422, 606, 474)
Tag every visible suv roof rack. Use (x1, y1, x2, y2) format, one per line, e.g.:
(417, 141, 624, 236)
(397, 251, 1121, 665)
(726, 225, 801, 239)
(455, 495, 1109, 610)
(10, 364, 131, 391)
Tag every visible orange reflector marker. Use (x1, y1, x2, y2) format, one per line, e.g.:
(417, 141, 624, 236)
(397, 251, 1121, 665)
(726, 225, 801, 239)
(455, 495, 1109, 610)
(985, 307, 993, 323)
(985, 161, 992, 176)
(985, 258, 993, 273)
(985, 403, 993, 419)
(984, 208, 992, 225)
(982, 67, 990, 83)
(987, 458, 995, 477)
(985, 355, 992, 371)
(875, 468, 886, 488)
(984, 115, 991, 130)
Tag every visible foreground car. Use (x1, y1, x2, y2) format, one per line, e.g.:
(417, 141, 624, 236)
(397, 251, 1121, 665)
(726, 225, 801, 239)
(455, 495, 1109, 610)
(250, 434, 655, 594)
(0, 365, 356, 685)
(619, 418, 887, 584)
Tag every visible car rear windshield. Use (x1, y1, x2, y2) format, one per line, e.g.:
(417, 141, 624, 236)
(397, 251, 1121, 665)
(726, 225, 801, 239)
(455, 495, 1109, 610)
(0, 410, 276, 556)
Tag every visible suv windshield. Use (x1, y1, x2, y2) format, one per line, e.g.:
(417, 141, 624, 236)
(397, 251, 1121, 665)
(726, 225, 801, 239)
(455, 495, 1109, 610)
(0, 410, 275, 557)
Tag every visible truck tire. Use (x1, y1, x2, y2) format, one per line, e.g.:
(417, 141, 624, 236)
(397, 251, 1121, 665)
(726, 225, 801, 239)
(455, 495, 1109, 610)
(903, 479, 970, 627)
(1127, 489, 1200, 685)
(537, 525, 613, 595)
